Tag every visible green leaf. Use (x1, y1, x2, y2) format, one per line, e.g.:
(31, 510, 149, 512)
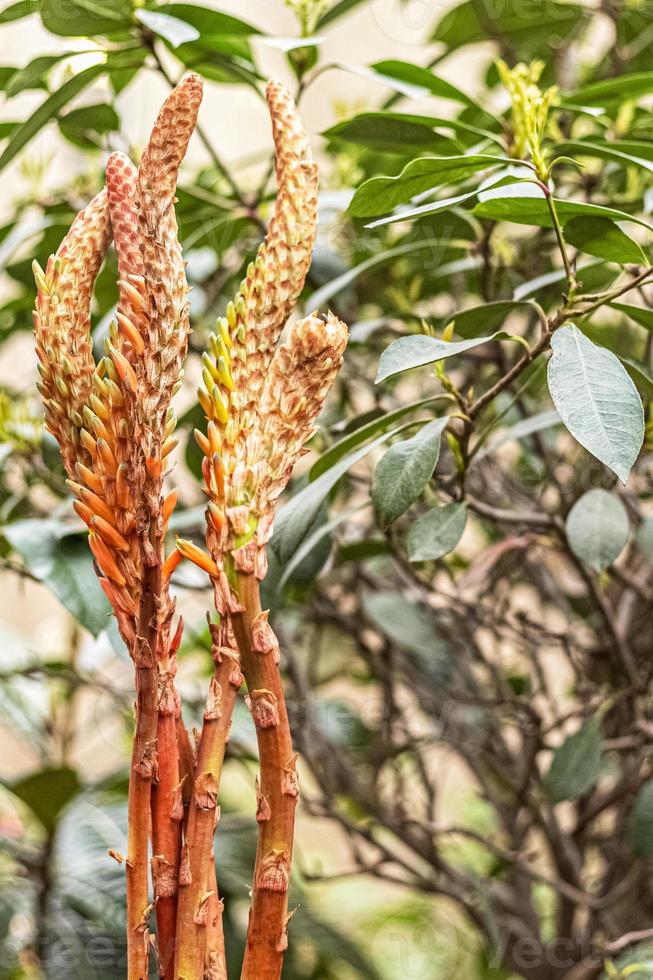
(611, 302, 653, 332)
(556, 139, 653, 175)
(58, 102, 119, 147)
(0, 0, 38, 23)
(323, 110, 503, 154)
(372, 418, 448, 528)
(564, 216, 646, 266)
(565, 489, 630, 572)
(407, 502, 467, 562)
(172, 42, 259, 86)
(7, 766, 81, 832)
(3, 518, 111, 636)
(271, 428, 408, 564)
(477, 410, 561, 459)
(348, 154, 506, 218)
(277, 505, 364, 592)
(566, 71, 653, 107)
(158, 3, 260, 36)
(5, 54, 67, 97)
(0, 67, 16, 90)
(432, 1, 586, 53)
(377, 332, 508, 383)
(40, 0, 132, 36)
(474, 184, 653, 232)
(310, 397, 446, 479)
(324, 112, 461, 156)
(445, 299, 535, 339)
(547, 325, 644, 484)
(0, 62, 105, 174)
(371, 59, 499, 122)
(135, 9, 199, 46)
(316, 0, 367, 28)
(308, 239, 457, 311)
(636, 517, 653, 561)
(544, 717, 602, 803)
(363, 591, 447, 659)
(627, 781, 653, 857)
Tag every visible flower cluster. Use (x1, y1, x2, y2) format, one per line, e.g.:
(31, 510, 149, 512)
(180, 81, 348, 609)
(33, 74, 203, 652)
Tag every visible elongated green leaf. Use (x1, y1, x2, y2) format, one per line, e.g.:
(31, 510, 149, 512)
(172, 41, 260, 85)
(3, 518, 111, 636)
(445, 299, 534, 339)
(5, 54, 68, 97)
(135, 9, 199, 46)
(308, 239, 458, 310)
(277, 505, 365, 592)
(611, 302, 653, 332)
(474, 183, 653, 232)
(366, 172, 529, 229)
(407, 502, 467, 561)
(478, 410, 561, 459)
(311, 397, 447, 479)
(0, 62, 105, 173)
(564, 215, 647, 266)
(556, 139, 653, 174)
(365, 188, 484, 229)
(316, 0, 367, 28)
(272, 427, 414, 564)
(40, 0, 132, 36)
(363, 592, 450, 669)
(544, 717, 602, 803)
(513, 259, 610, 301)
(371, 60, 499, 123)
(565, 489, 630, 571)
(377, 332, 508, 383)
(7, 766, 81, 832)
(432, 0, 586, 54)
(324, 113, 461, 156)
(348, 154, 505, 218)
(159, 3, 260, 35)
(372, 418, 448, 528)
(566, 71, 653, 106)
(0, 0, 38, 23)
(547, 325, 644, 483)
(323, 111, 503, 146)
(627, 781, 653, 857)
(636, 517, 653, 561)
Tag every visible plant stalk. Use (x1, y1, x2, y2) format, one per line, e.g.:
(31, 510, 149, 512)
(127, 558, 160, 980)
(174, 634, 241, 978)
(151, 703, 182, 978)
(231, 573, 298, 980)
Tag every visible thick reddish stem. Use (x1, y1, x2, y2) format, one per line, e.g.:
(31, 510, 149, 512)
(127, 560, 160, 980)
(174, 635, 241, 978)
(152, 707, 182, 977)
(205, 860, 227, 979)
(230, 574, 298, 980)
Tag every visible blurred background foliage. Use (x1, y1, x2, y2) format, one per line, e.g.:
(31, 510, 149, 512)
(2, 1, 653, 978)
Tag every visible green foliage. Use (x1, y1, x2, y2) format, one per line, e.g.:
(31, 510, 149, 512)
(547, 326, 644, 483)
(565, 489, 630, 572)
(371, 418, 447, 527)
(544, 716, 603, 803)
(407, 501, 467, 562)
